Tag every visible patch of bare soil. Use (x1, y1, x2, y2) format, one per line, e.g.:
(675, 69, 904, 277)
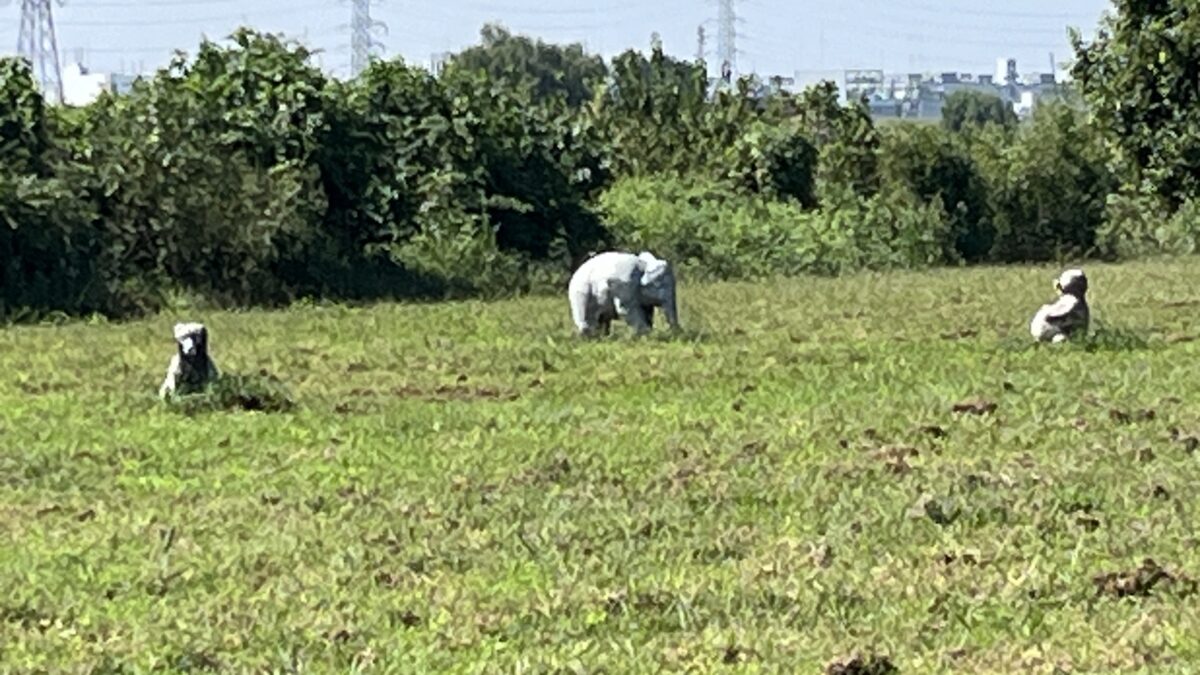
(825, 652, 898, 675)
(1109, 407, 1156, 424)
(1168, 427, 1199, 454)
(918, 425, 948, 439)
(952, 398, 997, 416)
(940, 328, 979, 340)
(387, 383, 521, 402)
(872, 445, 919, 475)
(1093, 558, 1197, 599)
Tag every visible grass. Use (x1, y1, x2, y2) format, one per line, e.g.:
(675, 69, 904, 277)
(2, 257, 1200, 672)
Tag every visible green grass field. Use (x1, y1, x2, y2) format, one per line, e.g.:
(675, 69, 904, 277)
(3, 258, 1200, 672)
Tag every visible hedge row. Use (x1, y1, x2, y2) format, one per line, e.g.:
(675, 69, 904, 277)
(1, 27, 1197, 321)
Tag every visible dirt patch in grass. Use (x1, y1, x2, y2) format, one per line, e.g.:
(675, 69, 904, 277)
(1093, 559, 1197, 599)
(952, 398, 997, 416)
(392, 384, 521, 402)
(825, 652, 898, 675)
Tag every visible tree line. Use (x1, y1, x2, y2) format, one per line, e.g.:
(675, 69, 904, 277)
(1, 0, 1198, 321)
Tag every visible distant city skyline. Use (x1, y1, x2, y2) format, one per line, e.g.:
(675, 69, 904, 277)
(1, 0, 1113, 80)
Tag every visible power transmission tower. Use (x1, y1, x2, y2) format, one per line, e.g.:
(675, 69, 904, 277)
(17, 0, 65, 104)
(696, 25, 706, 63)
(716, 0, 738, 82)
(349, 0, 387, 77)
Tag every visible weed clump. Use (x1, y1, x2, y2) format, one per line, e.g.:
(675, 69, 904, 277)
(1075, 321, 1151, 352)
(164, 370, 295, 415)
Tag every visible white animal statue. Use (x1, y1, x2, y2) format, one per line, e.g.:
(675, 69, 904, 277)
(568, 251, 679, 337)
(1030, 268, 1090, 343)
(159, 322, 220, 398)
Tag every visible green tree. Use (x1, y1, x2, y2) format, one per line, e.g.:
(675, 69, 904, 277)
(941, 90, 1019, 133)
(795, 82, 881, 203)
(597, 46, 713, 177)
(440, 66, 610, 261)
(722, 119, 818, 207)
(316, 59, 473, 297)
(0, 59, 51, 176)
(0, 58, 99, 318)
(879, 123, 993, 261)
(975, 102, 1114, 261)
(448, 24, 607, 108)
(1071, 0, 1200, 206)
(72, 29, 330, 310)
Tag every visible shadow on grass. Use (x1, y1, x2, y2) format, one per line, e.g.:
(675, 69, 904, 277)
(572, 327, 714, 345)
(998, 321, 1154, 354)
(164, 371, 296, 416)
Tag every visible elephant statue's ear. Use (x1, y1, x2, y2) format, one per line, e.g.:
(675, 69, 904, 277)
(640, 257, 671, 286)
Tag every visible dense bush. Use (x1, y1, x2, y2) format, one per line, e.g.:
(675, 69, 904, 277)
(0, 60, 100, 318)
(878, 123, 993, 261)
(64, 30, 331, 313)
(790, 82, 881, 204)
(598, 173, 952, 279)
(721, 119, 817, 206)
(972, 102, 1115, 261)
(1098, 192, 1200, 258)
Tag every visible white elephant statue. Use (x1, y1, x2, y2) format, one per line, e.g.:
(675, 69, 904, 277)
(568, 251, 679, 337)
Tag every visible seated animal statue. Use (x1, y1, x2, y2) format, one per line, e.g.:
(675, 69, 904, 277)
(159, 322, 221, 398)
(1030, 268, 1090, 343)
(568, 251, 679, 337)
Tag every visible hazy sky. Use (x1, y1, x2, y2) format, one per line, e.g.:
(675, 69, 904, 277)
(1, 0, 1112, 81)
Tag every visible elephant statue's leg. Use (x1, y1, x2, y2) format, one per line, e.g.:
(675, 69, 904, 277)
(574, 284, 618, 338)
(623, 303, 651, 336)
(642, 304, 655, 330)
(569, 283, 594, 336)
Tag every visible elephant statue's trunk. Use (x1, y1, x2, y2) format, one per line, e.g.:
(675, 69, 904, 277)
(662, 294, 679, 330)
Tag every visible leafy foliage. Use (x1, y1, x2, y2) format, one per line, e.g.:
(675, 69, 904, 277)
(0, 59, 101, 319)
(1071, 0, 1200, 207)
(1098, 191, 1200, 258)
(450, 24, 606, 107)
(941, 90, 1019, 134)
(0, 59, 51, 176)
(973, 102, 1115, 261)
(1, 10, 1199, 321)
(799, 83, 882, 203)
(597, 47, 716, 177)
(722, 119, 818, 207)
(599, 173, 953, 279)
(66, 30, 330, 312)
(878, 124, 993, 261)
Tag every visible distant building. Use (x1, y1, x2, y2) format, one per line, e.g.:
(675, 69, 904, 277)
(61, 62, 136, 107)
(836, 57, 1062, 122)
